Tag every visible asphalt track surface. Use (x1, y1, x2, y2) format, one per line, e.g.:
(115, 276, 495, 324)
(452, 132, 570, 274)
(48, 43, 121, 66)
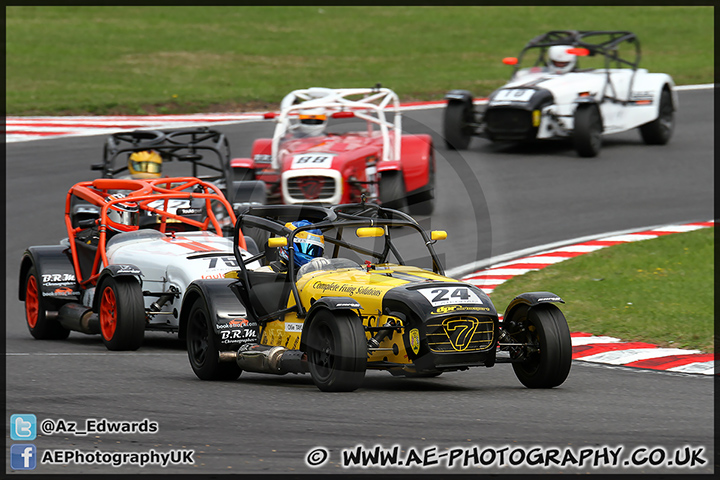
(5, 89, 714, 475)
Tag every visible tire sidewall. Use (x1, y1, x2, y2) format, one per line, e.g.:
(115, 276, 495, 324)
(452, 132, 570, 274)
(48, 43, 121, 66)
(99, 276, 145, 351)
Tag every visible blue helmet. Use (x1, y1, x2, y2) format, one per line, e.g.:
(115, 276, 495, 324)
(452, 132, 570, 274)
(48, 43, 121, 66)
(278, 220, 325, 267)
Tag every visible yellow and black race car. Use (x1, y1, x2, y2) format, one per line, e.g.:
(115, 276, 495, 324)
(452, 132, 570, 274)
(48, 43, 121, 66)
(180, 203, 571, 392)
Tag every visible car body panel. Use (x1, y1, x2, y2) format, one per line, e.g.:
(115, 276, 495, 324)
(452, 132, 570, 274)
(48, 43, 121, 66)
(231, 88, 434, 207)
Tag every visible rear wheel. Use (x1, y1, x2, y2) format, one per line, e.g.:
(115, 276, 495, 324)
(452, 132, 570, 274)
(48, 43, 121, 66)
(187, 296, 242, 380)
(379, 171, 407, 211)
(574, 104, 602, 157)
(444, 100, 474, 150)
(510, 304, 572, 388)
(639, 89, 674, 145)
(24, 266, 70, 340)
(98, 276, 145, 351)
(306, 309, 367, 392)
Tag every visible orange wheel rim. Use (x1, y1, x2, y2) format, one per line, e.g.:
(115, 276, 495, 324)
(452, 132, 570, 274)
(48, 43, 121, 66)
(25, 275, 39, 328)
(100, 287, 117, 341)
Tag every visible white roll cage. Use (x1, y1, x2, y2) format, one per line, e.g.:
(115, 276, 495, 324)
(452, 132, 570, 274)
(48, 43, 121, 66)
(270, 87, 402, 170)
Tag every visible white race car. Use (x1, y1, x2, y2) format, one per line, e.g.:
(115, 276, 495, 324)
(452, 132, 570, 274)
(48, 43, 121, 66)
(19, 177, 260, 351)
(444, 30, 677, 157)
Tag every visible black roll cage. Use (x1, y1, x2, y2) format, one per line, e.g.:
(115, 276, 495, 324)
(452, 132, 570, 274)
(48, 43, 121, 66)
(512, 30, 641, 104)
(231, 202, 445, 318)
(92, 128, 234, 187)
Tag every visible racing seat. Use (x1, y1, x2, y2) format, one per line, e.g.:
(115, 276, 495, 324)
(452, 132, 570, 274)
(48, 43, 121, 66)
(246, 270, 291, 318)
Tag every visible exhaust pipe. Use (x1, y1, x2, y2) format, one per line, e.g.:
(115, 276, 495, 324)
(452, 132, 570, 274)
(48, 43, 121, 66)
(58, 303, 100, 335)
(234, 344, 308, 375)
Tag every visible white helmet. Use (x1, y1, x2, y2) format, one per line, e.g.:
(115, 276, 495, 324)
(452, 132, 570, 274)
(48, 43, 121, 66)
(297, 108, 327, 137)
(105, 193, 139, 232)
(547, 45, 576, 74)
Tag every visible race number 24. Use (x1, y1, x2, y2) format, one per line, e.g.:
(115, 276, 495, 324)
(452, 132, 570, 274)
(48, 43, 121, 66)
(418, 286, 483, 306)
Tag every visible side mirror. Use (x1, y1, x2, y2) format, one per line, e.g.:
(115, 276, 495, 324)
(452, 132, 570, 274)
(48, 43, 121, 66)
(268, 237, 288, 248)
(431, 230, 447, 241)
(356, 227, 385, 238)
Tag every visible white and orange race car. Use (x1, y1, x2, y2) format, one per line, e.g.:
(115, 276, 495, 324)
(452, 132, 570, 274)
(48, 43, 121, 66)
(18, 177, 260, 351)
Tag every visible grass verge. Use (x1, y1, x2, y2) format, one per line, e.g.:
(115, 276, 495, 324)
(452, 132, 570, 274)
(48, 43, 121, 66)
(6, 6, 714, 115)
(487, 228, 714, 353)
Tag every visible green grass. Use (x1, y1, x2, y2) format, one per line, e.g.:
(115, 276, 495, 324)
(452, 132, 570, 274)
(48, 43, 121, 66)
(488, 228, 714, 353)
(6, 6, 714, 115)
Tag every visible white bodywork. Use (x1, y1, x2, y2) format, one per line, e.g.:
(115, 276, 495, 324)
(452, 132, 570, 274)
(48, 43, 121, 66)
(102, 230, 258, 329)
(489, 67, 676, 138)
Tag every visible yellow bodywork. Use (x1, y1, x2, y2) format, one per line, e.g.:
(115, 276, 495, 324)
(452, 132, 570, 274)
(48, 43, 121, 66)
(259, 264, 458, 364)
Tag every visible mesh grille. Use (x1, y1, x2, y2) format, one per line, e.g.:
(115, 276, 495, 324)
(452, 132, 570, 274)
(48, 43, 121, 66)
(425, 315, 494, 353)
(286, 176, 338, 201)
(485, 108, 532, 137)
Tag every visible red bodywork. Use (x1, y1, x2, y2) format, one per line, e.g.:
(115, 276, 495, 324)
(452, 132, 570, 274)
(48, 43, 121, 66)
(231, 131, 434, 205)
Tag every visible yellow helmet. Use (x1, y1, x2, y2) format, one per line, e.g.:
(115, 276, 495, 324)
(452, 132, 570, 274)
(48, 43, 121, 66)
(128, 150, 162, 178)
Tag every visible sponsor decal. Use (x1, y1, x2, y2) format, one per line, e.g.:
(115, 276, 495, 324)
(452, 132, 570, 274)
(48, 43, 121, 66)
(217, 320, 256, 329)
(220, 329, 257, 344)
(409, 329, 420, 355)
(537, 297, 562, 302)
(116, 265, 141, 275)
(432, 305, 490, 315)
(176, 207, 203, 215)
(285, 323, 303, 332)
(254, 154, 272, 163)
(442, 317, 480, 351)
(312, 281, 382, 297)
(42, 281, 77, 287)
(42, 273, 75, 284)
(53, 287, 75, 296)
(418, 286, 483, 307)
(335, 303, 361, 308)
(201, 273, 228, 279)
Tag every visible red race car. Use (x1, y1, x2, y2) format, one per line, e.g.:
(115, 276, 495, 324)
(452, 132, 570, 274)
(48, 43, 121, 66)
(231, 87, 436, 215)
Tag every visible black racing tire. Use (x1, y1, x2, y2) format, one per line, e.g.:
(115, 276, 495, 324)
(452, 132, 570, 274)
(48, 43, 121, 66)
(233, 167, 255, 182)
(443, 100, 474, 150)
(24, 266, 71, 340)
(511, 304, 572, 388)
(98, 276, 145, 351)
(407, 152, 436, 216)
(639, 88, 674, 145)
(379, 171, 407, 211)
(187, 296, 242, 381)
(573, 104, 603, 157)
(306, 309, 367, 392)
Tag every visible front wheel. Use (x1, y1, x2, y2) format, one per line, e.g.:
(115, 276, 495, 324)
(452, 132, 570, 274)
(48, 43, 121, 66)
(510, 304, 572, 388)
(306, 309, 367, 392)
(187, 296, 242, 380)
(573, 104, 602, 157)
(24, 266, 70, 340)
(379, 171, 407, 211)
(408, 152, 435, 216)
(444, 100, 474, 150)
(98, 276, 145, 351)
(639, 89, 674, 145)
